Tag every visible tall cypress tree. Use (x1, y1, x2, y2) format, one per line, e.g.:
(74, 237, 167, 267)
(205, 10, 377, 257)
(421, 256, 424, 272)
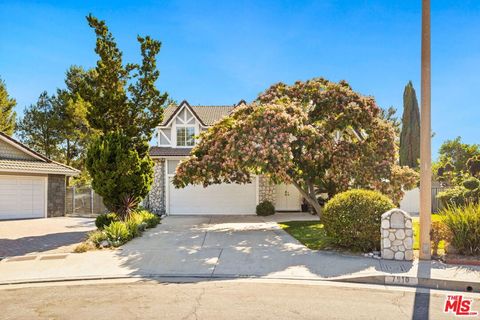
(399, 81, 421, 168)
(0, 77, 17, 135)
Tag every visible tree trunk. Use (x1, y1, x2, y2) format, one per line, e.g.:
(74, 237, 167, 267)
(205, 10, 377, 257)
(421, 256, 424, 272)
(291, 180, 323, 218)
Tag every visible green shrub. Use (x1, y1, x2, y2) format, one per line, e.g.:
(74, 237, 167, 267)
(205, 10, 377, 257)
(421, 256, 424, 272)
(437, 181, 480, 207)
(104, 221, 131, 247)
(256, 200, 275, 216)
(88, 230, 108, 247)
(86, 131, 154, 214)
(95, 213, 118, 230)
(441, 204, 480, 255)
(125, 213, 145, 238)
(463, 177, 480, 190)
(136, 210, 160, 228)
(323, 189, 394, 252)
(126, 220, 141, 238)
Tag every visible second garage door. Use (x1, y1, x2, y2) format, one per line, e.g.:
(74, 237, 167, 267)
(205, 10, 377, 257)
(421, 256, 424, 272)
(168, 179, 257, 215)
(0, 175, 46, 220)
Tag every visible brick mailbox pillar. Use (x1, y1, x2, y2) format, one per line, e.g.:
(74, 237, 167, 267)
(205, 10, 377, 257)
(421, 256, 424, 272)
(381, 209, 414, 261)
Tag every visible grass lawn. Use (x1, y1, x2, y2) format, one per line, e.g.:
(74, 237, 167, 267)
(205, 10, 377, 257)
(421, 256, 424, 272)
(278, 221, 332, 250)
(280, 214, 445, 252)
(412, 214, 444, 250)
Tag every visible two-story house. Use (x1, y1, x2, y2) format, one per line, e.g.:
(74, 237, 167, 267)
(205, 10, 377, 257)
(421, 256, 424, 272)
(147, 100, 302, 215)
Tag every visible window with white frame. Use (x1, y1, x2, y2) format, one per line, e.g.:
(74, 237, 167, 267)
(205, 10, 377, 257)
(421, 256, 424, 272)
(176, 126, 195, 146)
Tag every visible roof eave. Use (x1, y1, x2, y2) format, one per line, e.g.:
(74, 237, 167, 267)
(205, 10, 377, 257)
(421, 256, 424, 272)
(0, 168, 79, 176)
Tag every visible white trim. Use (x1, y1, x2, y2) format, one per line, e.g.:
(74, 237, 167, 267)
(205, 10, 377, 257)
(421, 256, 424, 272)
(174, 124, 196, 148)
(158, 129, 172, 147)
(0, 135, 46, 162)
(255, 176, 260, 205)
(164, 102, 203, 127)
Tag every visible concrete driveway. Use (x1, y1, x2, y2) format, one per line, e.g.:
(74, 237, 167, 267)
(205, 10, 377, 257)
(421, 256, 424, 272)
(119, 212, 377, 278)
(0, 217, 95, 257)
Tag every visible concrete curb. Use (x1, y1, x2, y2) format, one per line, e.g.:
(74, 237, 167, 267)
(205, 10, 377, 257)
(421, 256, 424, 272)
(0, 273, 478, 293)
(336, 275, 479, 293)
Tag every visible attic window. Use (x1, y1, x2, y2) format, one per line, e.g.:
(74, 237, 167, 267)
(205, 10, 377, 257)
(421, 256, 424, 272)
(176, 126, 195, 147)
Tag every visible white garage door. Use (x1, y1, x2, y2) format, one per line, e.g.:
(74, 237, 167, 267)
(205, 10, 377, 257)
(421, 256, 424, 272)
(168, 180, 257, 215)
(0, 175, 46, 220)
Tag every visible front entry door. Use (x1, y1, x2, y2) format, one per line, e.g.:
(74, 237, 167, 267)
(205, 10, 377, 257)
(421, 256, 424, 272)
(275, 184, 301, 211)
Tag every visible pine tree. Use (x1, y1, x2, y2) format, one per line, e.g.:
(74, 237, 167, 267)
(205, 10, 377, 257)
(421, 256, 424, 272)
(16, 92, 61, 158)
(399, 81, 421, 168)
(0, 77, 17, 135)
(84, 15, 167, 213)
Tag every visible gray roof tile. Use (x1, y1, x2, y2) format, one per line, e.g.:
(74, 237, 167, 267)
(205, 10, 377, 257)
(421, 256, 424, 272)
(0, 159, 80, 176)
(150, 147, 192, 157)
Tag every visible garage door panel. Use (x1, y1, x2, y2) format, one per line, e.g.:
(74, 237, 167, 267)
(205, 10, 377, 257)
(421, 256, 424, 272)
(169, 179, 257, 215)
(0, 176, 46, 220)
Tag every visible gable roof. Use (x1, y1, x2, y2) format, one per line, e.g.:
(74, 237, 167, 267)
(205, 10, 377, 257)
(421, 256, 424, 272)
(161, 100, 246, 126)
(0, 132, 80, 176)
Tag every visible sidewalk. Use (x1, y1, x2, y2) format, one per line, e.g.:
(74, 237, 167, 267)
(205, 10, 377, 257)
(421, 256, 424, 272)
(0, 214, 479, 291)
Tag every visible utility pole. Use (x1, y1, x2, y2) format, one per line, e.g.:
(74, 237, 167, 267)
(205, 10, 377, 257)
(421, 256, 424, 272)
(419, 0, 431, 260)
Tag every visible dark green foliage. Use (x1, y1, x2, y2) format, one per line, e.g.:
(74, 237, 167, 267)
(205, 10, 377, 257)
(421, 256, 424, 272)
(437, 177, 480, 207)
(463, 177, 480, 190)
(437, 187, 469, 207)
(16, 92, 61, 158)
(0, 77, 17, 135)
(441, 204, 480, 255)
(84, 15, 167, 212)
(256, 200, 275, 216)
(95, 213, 118, 230)
(467, 156, 480, 177)
(434, 137, 480, 185)
(399, 81, 420, 168)
(16, 67, 94, 184)
(84, 15, 167, 152)
(323, 189, 394, 252)
(86, 132, 154, 214)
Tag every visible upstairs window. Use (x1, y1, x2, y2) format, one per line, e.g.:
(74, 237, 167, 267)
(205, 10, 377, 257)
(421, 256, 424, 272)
(176, 126, 195, 146)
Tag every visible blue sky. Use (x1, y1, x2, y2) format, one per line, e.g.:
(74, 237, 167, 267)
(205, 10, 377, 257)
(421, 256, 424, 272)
(1, 1, 479, 156)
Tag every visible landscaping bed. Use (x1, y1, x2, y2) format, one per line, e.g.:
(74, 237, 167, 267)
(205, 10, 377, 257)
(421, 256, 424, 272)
(279, 218, 441, 254)
(74, 210, 160, 252)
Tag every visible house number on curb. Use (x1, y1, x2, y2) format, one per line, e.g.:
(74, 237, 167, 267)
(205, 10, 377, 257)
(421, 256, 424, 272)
(385, 276, 419, 286)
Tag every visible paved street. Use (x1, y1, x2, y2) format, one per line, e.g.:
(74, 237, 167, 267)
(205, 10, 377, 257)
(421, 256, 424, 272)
(0, 217, 95, 257)
(1, 279, 477, 319)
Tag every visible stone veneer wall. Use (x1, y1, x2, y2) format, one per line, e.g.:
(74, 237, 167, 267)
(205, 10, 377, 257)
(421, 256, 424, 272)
(47, 174, 66, 217)
(381, 209, 414, 261)
(258, 175, 276, 204)
(148, 158, 166, 214)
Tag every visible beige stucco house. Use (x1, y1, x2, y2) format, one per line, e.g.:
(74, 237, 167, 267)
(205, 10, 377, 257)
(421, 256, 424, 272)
(0, 132, 79, 220)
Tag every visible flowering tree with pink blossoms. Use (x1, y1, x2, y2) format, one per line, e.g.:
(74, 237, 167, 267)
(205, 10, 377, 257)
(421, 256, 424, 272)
(173, 78, 417, 216)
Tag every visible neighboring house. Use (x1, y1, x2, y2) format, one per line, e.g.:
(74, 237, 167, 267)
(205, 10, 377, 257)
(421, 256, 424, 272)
(0, 132, 79, 220)
(147, 100, 301, 215)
